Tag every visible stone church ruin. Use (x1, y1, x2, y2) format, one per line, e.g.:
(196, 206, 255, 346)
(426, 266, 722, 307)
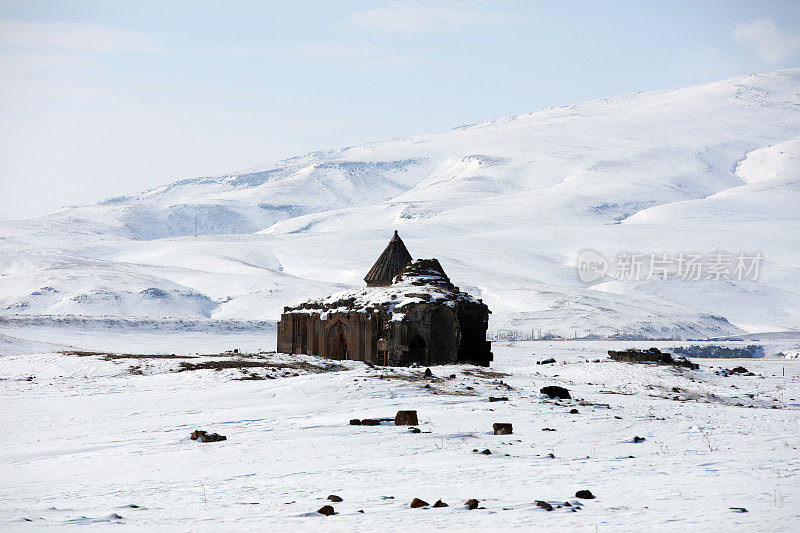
(277, 231, 492, 366)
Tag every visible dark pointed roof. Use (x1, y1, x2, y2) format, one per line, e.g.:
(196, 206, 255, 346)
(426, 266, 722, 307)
(364, 230, 413, 286)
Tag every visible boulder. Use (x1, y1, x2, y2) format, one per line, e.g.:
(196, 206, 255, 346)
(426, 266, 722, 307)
(317, 505, 335, 516)
(488, 396, 509, 402)
(570, 409, 579, 414)
(493, 423, 513, 435)
(465, 499, 479, 510)
(424, 368, 433, 377)
(349, 419, 362, 425)
(633, 436, 646, 443)
(575, 490, 595, 499)
(540, 386, 571, 399)
(410, 498, 429, 508)
(395, 410, 419, 426)
(409, 427, 421, 433)
(536, 500, 553, 511)
(362, 419, 381, 426)
(433, 500, 448, 507)
(481, 449, 492, 455)
(190, 430, 226, 442)
(327, 495, 343, 502)
(537, 358, 557, 365)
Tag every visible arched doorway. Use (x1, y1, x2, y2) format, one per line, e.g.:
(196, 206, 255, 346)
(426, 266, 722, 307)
(429, 307, 456, 364)
(408, 334, 427, 364)
(327, 322, 349, 359)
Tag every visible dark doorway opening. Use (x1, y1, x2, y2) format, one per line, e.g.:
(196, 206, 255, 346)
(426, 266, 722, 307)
(408, 334, 427, 364)
(327, 322, 349, 359)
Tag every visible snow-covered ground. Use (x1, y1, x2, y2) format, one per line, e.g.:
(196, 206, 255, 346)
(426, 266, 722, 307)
(1, 326, 798, 531)
(1, 69, 799, 338)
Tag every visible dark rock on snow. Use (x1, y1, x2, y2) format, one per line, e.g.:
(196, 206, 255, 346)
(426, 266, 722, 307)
(481, 449, 492, 455)
(488, 396, 509, 402)
(327, 495, 343, 502)
(424, 368, 433, 377)
(536, 500, 554, 511)
(537, 358, 557, 365)
(349, 419, 362, 425)
(575, 490, 595, 499)
(570, 408, 579, 414)
(433, 500, 448, 507)
(540, 386, 571, 399)
(633, 436, 646, 443)
(410, 498, 429, 508)
(317, 505, 335, 516)
(190, 430, 227, 443)
(493, 423, 513, 435)
(395, 410, 419, 426)
(465, 499, 480, 510)
(409, 426, 421, 433)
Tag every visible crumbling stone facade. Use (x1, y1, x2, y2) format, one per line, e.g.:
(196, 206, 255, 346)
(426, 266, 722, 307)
(277, 232, 492, 366)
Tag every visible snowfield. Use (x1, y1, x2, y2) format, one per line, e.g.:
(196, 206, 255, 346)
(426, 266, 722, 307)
(2, 68, 800, 530)
(1, 69, 799, 338)
(1, 327, 798, 531)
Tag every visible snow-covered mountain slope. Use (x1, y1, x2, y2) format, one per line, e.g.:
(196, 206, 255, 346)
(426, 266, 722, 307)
(1, 69, 799, 338)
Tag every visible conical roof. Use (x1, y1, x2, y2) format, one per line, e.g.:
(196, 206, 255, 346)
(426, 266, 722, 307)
(364, 230, 413, 286)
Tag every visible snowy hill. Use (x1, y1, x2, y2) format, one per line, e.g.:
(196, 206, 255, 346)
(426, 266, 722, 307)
(1, 69, 799, 338)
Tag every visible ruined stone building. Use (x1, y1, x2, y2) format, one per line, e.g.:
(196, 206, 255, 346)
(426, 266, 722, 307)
(277, 231, 492, 366)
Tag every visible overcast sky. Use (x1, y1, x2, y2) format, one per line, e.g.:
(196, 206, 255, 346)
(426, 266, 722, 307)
(1, 0, 799, 218)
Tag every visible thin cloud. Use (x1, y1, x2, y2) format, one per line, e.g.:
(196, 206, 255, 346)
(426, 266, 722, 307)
(293, 41, 416, 67)
(348, 1, 517, 33)
(734, 19, 800, 64)
(0, 17, 164, 53)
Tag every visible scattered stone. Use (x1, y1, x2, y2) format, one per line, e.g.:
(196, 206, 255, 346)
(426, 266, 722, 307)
(481, 449, 492, 455)
(575, 490, 595, 499)
(327, 495, 343, 502)
(730, 507, 748, 513)
(409, 427, 421, 433)
(731, 366, 749, 374)
(190, 430, 227, 443)
(410, 498, 429, 508)
(489, 396, 509, 402)
(472, 448, 478, 452)
(672, 387, 681, 393)
(358, 510, 364, 513)
(362, 419, 381, 426)
(395, 410, 419, 426)
(564, 501, 571, 507)
(542, 428, 556, 432)
(317, 505, 335, 516)
(433, 500, 448, 508)
(537, 358, 557, 365)
(424, 368, 433, 377)
(608, 348, 699, 370)
(449, 374, 456, 378)
(349, 419, 362, 425)
(536, 501, 553, 511)
(465, 499, 479, 510)
(382, 496, 395, 500)
(540, 385, 571, 399)
(614, 415, 622, 419)
(633, 436, 646, 443)
(547, 453, 555, 458)
(570, 408, 579, 414)
(493, 423, 513, 435)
